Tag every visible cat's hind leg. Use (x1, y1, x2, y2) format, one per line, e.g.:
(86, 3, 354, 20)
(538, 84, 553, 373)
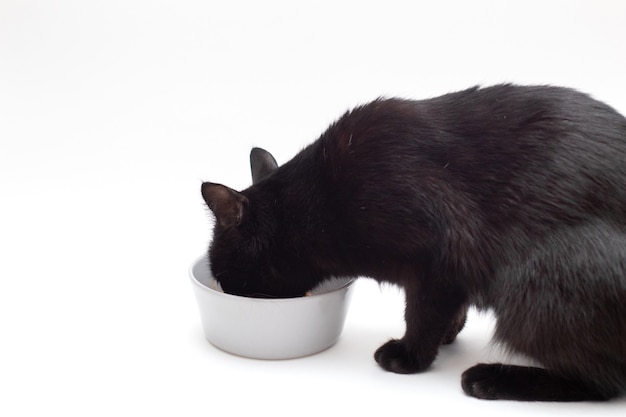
(467, 221, 626, 401)
(462, 363, 617, 401)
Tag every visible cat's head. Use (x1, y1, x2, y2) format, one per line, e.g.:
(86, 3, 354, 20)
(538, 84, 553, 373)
(201, 148, 317, 298)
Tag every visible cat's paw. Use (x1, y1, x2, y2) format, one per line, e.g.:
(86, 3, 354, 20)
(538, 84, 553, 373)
(462, 363, 613, 401)
(461, 363, 501, 399)
(374, 339, 434, 374)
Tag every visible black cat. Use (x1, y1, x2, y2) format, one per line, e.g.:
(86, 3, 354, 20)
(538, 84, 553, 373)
(201, 84, 626, 401)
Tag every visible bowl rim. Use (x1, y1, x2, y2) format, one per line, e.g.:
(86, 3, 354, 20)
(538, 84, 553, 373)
(189, 255, 355, 303)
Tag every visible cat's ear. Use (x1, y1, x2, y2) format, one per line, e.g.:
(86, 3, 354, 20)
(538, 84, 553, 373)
(250, 147, 278, 184)
(201, 182, 248, 228)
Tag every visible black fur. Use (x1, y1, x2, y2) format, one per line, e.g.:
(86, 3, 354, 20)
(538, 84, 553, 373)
(201, 84, 626, 401)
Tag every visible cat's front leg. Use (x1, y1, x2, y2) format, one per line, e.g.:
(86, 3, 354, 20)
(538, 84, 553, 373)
(441, 303, 468, 345)
(374, 281, 467, 374)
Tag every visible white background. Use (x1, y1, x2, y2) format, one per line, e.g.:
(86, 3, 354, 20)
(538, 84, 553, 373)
(1, 0, 625, 415)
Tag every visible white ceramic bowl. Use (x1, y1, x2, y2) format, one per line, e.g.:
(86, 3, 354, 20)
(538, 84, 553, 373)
(189, 255, 355, 360)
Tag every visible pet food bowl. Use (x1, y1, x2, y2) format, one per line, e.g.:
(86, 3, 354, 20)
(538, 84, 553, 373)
(189, 255, 355, 359)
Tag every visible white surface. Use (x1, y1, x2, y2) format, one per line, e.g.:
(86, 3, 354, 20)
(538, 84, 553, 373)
(1, 1, 625, 415)
(190, 256, 354, 359)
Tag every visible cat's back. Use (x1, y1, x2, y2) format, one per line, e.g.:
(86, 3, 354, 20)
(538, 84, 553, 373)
(330, 84, 626, 151)
(323, 84, 626, 202)
(317, 85, 626, 247)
